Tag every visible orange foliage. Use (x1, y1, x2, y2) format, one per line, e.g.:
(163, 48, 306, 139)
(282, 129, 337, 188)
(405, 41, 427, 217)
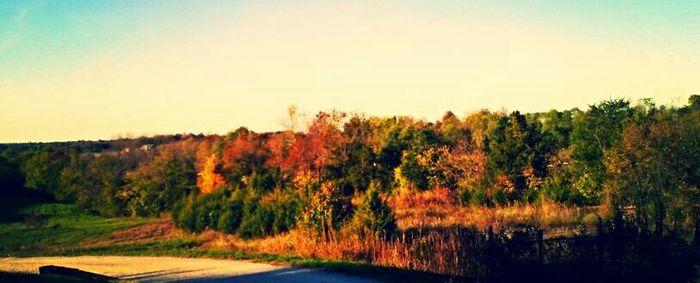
(194, 137, 226, 194)
(197, 153, 226, 194)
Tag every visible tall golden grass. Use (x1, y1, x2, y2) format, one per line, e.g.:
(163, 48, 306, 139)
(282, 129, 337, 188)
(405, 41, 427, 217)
(389, 187, 602, 237)
(200, 189, 605, 278)
(228, 227, 485, 277)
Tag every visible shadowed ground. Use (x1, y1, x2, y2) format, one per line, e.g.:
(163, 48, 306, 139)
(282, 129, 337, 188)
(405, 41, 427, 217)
(0, 256, 380, 282)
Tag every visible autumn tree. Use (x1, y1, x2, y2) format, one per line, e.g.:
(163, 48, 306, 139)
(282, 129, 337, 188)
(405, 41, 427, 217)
(220, 131, 269, 187)
(283, 111, 346, 186)
(196, 138, 226, 193)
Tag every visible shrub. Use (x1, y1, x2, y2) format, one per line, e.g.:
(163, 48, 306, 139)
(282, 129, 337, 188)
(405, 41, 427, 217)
(542, 166, 589, 206)
(236, 187, 302, 239)
(173, 189, 230, 232)
(299, 182, 352, 240)
(349, 180, 396, 238)
(172, 196, 196, 231)
(457, 187, 472, 205)
(492, 188, 508, 206)
(471, 189, 490, 206)
(174, 185, 302, 238)
(216, 189, 245, 233)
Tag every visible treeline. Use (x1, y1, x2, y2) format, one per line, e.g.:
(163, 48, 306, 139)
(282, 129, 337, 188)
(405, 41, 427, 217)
(1, 97, 698, 239)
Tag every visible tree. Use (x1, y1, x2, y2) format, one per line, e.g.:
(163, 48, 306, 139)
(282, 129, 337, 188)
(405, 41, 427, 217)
(394, 123, 445, 191)
(571, 99, 633, 170)
(282, 111, 347, 186)
(220, 132, 269, 187)
(540, 109, 576, 150)
(0, 154, 24, 192)
(484, 111, 553, 200)
(123, 141, 197, 216)
(605, 105, 699, 237)
(21, 148, 68, 195)
(84, 150, 145, 216)
(436, 111, 470, 146)
(463, 109, 503, 150)
(326, 114, 377, 194)
(196, 138, 226, 194)
(397, 149, 431, 190)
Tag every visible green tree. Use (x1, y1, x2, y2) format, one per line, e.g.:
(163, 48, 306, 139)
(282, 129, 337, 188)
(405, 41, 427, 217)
(21, 148, 68, 195)
(350, 180, 396, 238)
(605, 104, 699, 237)
(540, 109, 576, 150)
(123, 143, 197, 216)
(571, 99, 633, 170)
(484, 111, 553, 200)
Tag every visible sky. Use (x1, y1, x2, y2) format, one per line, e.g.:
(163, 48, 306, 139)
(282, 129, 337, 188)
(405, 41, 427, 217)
(1, 0, 699, 143)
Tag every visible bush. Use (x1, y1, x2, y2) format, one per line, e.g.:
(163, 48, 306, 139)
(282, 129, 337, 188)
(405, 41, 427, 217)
(542, 166, 588, 206)
(349, 180, 396, 238)
(236, 187, 301, 239)
(457, 187, 471, 205)
(172, 189, 230, 232)
(492, 188, 507, 206)
(173, 186, 302, 239)
(216, 189, 245, 233)
(172, 196, 195, 231)
(299, 182, 352, 240)
(471, 190, 492, 206)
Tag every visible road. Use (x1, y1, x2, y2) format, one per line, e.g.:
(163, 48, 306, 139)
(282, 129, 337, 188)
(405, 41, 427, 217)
(0, 256, 381, 282)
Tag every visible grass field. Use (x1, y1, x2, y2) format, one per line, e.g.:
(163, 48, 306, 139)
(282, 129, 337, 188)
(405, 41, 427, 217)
(0, 195, 153, 257)
(0, 194, 460, 282)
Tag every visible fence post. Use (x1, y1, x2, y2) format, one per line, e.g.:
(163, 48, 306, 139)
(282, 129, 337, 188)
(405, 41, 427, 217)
(596, 216, 605, 276)
(485, 225, 493, 282)
(694, 219, 700, 247)
(537, 229, 544, 265)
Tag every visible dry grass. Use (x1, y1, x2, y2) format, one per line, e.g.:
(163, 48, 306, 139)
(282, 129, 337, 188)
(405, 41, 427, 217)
(389, 188, 603, 237)
(79, 188, 606, 278)
(198, 227, 490, 277)
(79, 218, 186, 248)
(176, 188, 607, 277)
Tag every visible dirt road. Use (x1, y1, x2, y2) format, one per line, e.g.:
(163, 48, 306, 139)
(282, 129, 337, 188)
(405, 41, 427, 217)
(0, 256, 381, 282)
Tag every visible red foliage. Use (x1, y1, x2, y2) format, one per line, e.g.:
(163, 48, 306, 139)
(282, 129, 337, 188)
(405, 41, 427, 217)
(281, 111, 346, 179)
(264, 132, 293, 171)
(220, 133, 269, 179)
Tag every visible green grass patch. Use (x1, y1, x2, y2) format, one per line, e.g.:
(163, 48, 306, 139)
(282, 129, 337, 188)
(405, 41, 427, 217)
(0, 196, 153, 257)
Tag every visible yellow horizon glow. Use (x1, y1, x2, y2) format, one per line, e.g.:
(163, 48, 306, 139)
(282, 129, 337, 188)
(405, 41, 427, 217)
(1, 1, 698, 143)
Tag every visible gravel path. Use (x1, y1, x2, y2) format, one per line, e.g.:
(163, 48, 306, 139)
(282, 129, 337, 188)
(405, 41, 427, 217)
(0, 256, 381, 282)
